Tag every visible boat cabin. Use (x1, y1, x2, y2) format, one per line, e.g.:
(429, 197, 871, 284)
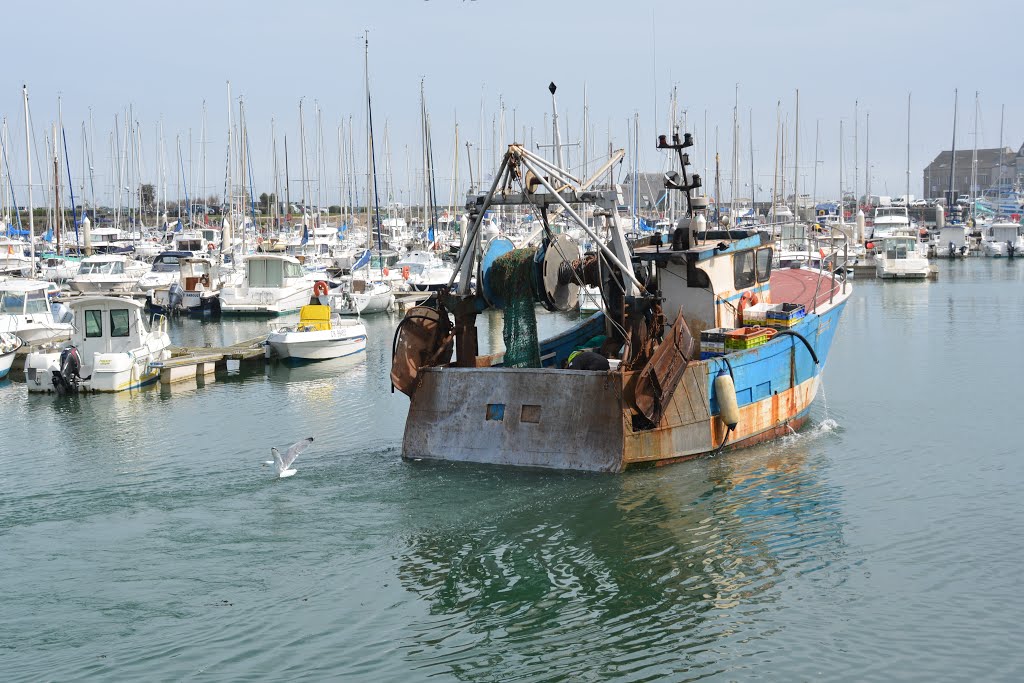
(0, 279, 51, 318)
(988, 224, 1020, 243)
(180, 257, 219, 291)
(244, 254, 306, 288)
(633, 229, 773, 333)
(879, 235, 918, 260)
(71, 296, 158, 357)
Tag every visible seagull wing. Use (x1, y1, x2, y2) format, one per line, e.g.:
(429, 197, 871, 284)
(271, 447, 285, 475)
(281, 437, 314, 469)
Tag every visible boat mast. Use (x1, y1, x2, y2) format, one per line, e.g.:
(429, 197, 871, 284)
(24, 86, 35, 269)
(970, 91, 979, 209)
(948, 89, 958, 205)
(792, 88, 799, 226)
(749, 108, 755, 215)
(865, 111, 870, 206)
(997, 103, 1005, 194)
(905, 93, 911, 204)
(730, 83, 738, 223)
(53, 122, 61, 255)
(853, 100, 858, 214)
(839, 119, 844, 228)
(812, 119, 819, 212)
(771, 101, 780, 222)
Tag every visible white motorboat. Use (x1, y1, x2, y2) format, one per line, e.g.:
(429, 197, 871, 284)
(393, 250, 455, 292)
(39, 255, 81, 281)
(981, 221, 1024, 257)
(219, 254, 317, 315)
(870, 206, 911, 240)
(24, 296, 171, 393)
(0, 278, 73, 346)
(150, 256, 225, 315)
(934, 225, 970, 258)
(267, 302, 367, 362)
(136, 251, 192, 294)
(875, 233, 930, 279)
(0, 332, 22, 379)
(0, 238, 33, 276)
(331, 278, 394, 317)
(69, 254, 150, 294)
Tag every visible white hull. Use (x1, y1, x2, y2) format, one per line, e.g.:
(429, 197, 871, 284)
(25, 347, 169, 392)
(267, 323, 367, 361)
(0, 350, 15, 379)
(220, 285, 313, 315)
(332, 288, 394, 316)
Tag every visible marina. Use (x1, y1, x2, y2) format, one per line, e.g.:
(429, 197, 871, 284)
(2, 257, 1022, 680)
(2, 0, 1023, 679)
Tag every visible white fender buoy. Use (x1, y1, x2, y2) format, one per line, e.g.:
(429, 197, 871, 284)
(694, 213, 707, 233)
(935, 204, 945, 230)
(714, 369, 740, 430)
(855, 209, 866, 244)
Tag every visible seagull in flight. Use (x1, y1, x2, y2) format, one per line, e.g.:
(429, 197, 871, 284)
(265, 437, 314, 478)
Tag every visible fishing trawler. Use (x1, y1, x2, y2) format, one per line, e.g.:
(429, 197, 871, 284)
(390, 131, 851, 473)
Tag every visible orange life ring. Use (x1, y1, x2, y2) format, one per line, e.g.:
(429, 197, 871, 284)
(313, 281, 329, 297)
(737, 291, 759, 324)
(401, 265, 410, 280)
(382, 267, 390, 276)
(207, 242, 216, 251)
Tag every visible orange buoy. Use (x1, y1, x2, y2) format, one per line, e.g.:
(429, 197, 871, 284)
(383, 267, 390, 276)
(313, 280, 329, 297)
(402, 265, 410, 280)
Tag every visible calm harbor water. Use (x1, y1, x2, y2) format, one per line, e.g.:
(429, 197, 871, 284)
(2, 259, 1022, 681)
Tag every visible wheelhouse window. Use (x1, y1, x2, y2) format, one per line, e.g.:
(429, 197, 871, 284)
(733, 250, 756, 289)
(110, 309, 131, 337)
(85, 310, 103, 337)
(25, 290, 48, 314)
(0, 291, 25, 314)
(755, 247, 773, 283)
(284, 261, 305, 279)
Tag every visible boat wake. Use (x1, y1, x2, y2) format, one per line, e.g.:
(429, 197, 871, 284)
(781, 418, 840, 447)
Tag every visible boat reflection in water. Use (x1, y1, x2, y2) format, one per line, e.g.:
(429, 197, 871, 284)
(394, 422, 847, 680)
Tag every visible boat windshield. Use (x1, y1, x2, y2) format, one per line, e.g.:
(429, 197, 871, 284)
(884, 238, 916, 259)
(79, 260, 124, 275)
(152, 257, 182, 272)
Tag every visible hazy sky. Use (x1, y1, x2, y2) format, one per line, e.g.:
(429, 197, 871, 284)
(2, 0, 1021, 209)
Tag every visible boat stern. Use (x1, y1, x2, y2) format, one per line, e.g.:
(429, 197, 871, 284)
(403, 366, 627, 472)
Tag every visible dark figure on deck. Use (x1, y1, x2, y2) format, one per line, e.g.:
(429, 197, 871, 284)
(567, 350, 610, 371)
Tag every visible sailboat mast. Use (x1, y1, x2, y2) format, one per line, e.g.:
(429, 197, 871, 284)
(839, 119, 844, 228)
(24, 86, 35, 268)
(749, 108, 755, 213)
(906, 93, 911, 202)
(53, 123, 61, 254)
(997, 103, 1005, 192)
(865, 111, 870, 205)
(792, 88, 799, 226)
(948, 89, 958, 204)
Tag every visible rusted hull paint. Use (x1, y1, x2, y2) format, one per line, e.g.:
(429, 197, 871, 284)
(622, 375, 817, 470)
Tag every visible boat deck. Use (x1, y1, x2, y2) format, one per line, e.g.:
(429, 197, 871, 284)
(770, 267, 846, 312)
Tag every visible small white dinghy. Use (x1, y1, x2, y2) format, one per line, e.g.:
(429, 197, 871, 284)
(266, 299, 367, 363)
(0, 332, 23, 380)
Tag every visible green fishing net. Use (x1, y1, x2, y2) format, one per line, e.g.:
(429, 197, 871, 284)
(489, 248, 541, 368)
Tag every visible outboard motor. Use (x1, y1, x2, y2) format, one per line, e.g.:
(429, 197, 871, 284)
(52, 346, 84, 395)
(948, 241, 955, 259)
(1008, 241, 1016, 258)
(167, 282, 185, 313)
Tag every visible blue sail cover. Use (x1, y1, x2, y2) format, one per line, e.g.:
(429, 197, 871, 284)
(43, 228, 54, 242)
(300, 225, 309, 245)
(352, 248, 371, 271)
